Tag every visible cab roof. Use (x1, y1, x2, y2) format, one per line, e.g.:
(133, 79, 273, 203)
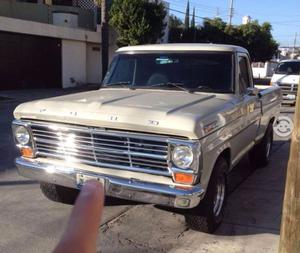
(117, 43, 249, 54)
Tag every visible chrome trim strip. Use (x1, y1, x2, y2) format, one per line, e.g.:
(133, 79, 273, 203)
(36, 152, 171, 176)
(16, 157, 205, 209)
(25, 120, 172, 142)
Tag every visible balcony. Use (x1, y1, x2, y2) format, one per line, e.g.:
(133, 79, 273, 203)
(0, 1, 97, 30)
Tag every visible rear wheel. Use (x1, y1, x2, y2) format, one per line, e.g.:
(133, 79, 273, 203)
(250, 123, 273, 168)
(184, 157, 228, 233)
(40, 182, 79, 205)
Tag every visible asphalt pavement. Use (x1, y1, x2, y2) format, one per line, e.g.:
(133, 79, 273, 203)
(0, 89, 294, 253)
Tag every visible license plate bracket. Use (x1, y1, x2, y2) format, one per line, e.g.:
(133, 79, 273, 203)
(76, 173, 105, 188)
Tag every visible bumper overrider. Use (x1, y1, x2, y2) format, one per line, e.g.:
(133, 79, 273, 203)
(16, 157, 205, 209)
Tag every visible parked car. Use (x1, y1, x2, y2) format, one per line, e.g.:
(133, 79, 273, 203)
(12, 44, 282, 233)
(271, 59, 300, 105)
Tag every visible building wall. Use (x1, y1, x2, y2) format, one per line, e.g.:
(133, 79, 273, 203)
(86, 43, 102, 84)
(0, 16, 100, 43)
(0, 15, 101, 88)
(62, 40, 87, 88)
(0, 1, 96, 30)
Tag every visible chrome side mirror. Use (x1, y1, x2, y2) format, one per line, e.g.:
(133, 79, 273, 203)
(247, 87, 260, 96)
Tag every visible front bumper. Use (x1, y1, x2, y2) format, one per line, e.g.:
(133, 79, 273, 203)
(16, 157, 205, 209)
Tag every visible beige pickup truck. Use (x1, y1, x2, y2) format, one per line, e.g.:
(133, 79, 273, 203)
(12, 44, 282, 233)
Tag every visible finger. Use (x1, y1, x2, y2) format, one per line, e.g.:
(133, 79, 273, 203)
(53, 180, 104, 253)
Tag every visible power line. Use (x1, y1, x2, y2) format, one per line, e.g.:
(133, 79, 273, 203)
(171, 0, 221, 11)
(168, 7, 212, 22)
(169, 0, 227, 16)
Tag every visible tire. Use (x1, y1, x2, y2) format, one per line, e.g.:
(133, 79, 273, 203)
(249, 123, 273, 168)
(40, 182, 79, 205)
(184, 157, 228, 233)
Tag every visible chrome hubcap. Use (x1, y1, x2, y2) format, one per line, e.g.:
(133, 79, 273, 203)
(213, 177, 226, 217)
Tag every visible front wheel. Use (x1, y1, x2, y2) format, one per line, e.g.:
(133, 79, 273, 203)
(184, 157, 228, 233)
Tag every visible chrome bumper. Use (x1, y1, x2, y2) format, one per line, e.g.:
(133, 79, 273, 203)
(16, 157, 205, 209)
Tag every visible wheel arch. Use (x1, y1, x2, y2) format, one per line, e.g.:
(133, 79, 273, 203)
(218, 148, 231, 171)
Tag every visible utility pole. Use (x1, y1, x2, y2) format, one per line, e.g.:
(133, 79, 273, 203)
(278, 78, 300, 253)
(101, 0, 109, 80)
(228, 0, 234, 26)
(292, 32, 297, 57)
(216, 7, 220, 18)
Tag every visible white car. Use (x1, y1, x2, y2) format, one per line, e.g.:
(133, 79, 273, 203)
(271, 60, 300, 105)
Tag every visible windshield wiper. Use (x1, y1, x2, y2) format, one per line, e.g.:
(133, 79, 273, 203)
(103, 82, 135, 89)
(149, 82, 191, 92)
(189, 85, 216, 93)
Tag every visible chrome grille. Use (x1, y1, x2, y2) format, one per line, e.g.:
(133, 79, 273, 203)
(30, 122, 170, 176)
(278, 83, 298, 96)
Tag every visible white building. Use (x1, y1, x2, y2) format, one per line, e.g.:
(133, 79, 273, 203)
(242, 15, 252, 25)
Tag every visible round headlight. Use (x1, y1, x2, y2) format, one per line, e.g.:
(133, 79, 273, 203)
(15, 126, 30, 145)
(172, 145, 194, 169)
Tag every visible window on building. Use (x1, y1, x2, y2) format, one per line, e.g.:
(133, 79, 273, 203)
(52, 0, 74, 6)
(16, 0, 39, 3)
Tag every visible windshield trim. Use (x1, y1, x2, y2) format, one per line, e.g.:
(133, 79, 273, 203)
(275, 61, 300, 75)
(102, 51, 235, 93)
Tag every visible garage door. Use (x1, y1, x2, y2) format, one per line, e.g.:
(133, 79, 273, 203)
(0, 32, 61, 90)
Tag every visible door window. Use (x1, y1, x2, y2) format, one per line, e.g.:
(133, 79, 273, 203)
(238, 56, 250, 94)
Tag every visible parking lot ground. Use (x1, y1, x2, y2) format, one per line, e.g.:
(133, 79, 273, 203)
(0, 89, 293, 253)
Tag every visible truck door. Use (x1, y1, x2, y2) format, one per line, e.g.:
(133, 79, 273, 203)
(238, 53, 262, 148)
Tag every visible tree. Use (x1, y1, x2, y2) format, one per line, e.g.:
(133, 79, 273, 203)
(169, 17, 278, 62)
(236, 21, 278, 61)
(191, 7, 195, 28)
(169, 14, 183, 29)
(184, 0, 190, 29)
(109, 0, 166, 47)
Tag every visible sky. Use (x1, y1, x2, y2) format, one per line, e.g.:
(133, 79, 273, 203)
(167, 0, 300, 47)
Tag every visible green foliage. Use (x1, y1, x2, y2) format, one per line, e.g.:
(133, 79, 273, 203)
(109, 0, 166, 47)
(169, 18, 279, 62)
(184, 1, 190, 29)
(169, 14, 183, 29)
(237, 21, 278, 61)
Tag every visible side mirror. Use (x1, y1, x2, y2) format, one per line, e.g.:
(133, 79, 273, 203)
(247, 87, 260, 96)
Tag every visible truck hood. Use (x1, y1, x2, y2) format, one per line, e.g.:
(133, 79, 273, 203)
(14, 88, 233, 139)
(271, 74, 299, 84)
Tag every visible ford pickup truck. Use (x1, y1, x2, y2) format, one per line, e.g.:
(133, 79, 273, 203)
(12, 44, 282, 233)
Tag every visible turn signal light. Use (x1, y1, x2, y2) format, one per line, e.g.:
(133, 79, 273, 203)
(174, 173, 194, 184)
(20, 147, 34, 158)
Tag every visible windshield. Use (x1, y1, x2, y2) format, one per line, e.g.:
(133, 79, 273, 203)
(275, 61, 300, 75)
(102, 52, 234, 93)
